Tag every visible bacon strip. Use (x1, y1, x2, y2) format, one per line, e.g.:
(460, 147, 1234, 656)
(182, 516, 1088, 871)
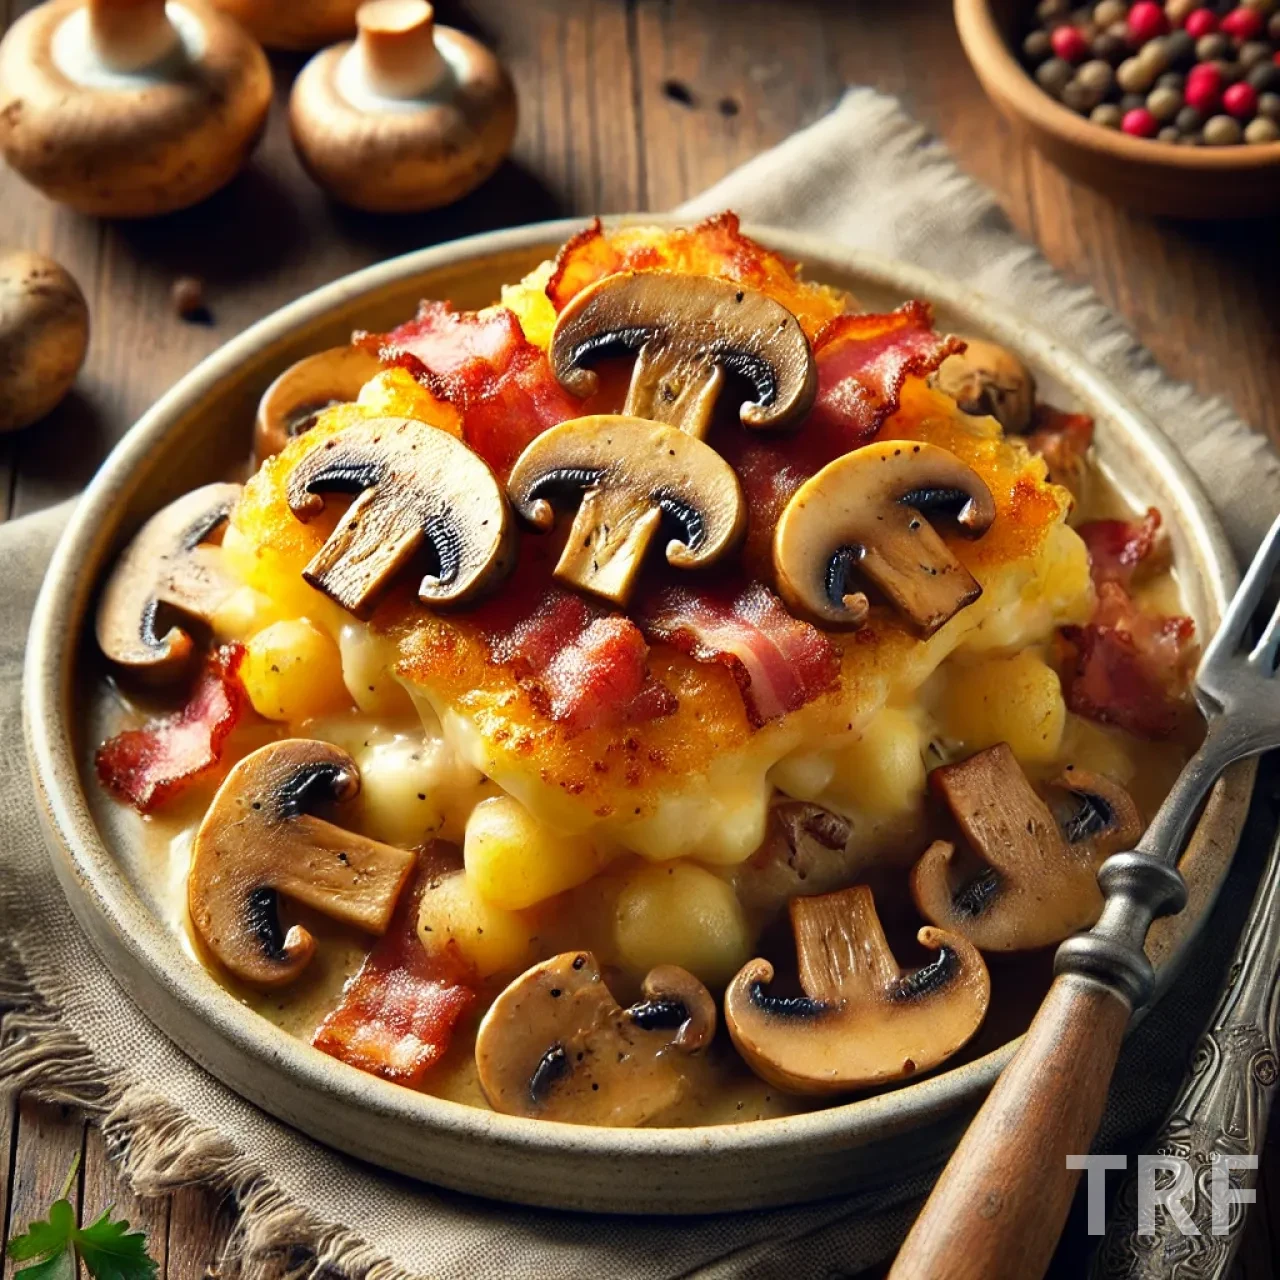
(1059, 582, 1196, 740)
(313, 855, 476, 1087)
(1026, 404, 1095, 499)
(638, 581, 840, 727)
(95, 644, 248, 813)
(358, 301, 581, 476)
(1077, 508, 1164, 588)
(487, 588, 677, 732)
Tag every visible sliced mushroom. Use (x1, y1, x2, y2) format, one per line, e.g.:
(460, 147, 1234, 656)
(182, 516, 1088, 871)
(96, 482, 242, 680)
(909, 743, 1143, 952)
(733, 801, 854, 916)
(254, 345, 383, 464)
(286, 415, 515, 618)
(724, 885, 989, 1095)
(188, 739, 416, 988)
(550, 270, 817, 440)
(772, 440, 996, 635)
(475, 951, 716, 1125)
(506, 413, 745, 606)
(930, 336, 1036, 434)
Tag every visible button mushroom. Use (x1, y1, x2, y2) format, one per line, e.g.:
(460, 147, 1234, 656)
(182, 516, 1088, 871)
(724, 885, 990, 1095)
(505, 413, 745, 606)
(772, 440, 996, 634)
(289, 0, 517, 213)
(188, 739, 417, 988)
(0, 250, 89, 433)
(211, 0, 361, 50)
(253, 344, 383, 465)
(930, 336, 1036, 434)
(475, 951, 715, 1125)
(909, 743, 1143, 952)
(285, 415, 516, 619)
(550, 270, 817, 440)
(0, 0, 272, 218)
(96, 482, 242, 681)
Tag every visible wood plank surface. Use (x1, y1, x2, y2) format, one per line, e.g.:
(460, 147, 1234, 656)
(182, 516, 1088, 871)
(2, 1, 1278, 1277)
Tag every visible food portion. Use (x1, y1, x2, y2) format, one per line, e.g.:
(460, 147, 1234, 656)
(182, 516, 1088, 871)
(91, 215, 1201, 1127)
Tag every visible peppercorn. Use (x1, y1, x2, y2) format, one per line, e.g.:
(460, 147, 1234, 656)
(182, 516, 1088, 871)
(1094, 0, 1127, 23)
(1052, 24, 1092, 59)
(1122, 104, 1162, 133)
(1118, 55, 1159, 89)
(1025, 30, 1055, 61)
(1166, 0, 1199, 20)
(1247, 59, 1280, 89)
(1211, 58, 1244, 83)
(1038, 0, 1071, 21)
(1244, 113, 1280, 137)
(1130, 1, 1171, 40)
(1093, 29, 1131, 60)
(1270, 10, 1280, 37)
(1239, 39, 1272, 66)
(1177, 128, 1205, 141)
(1175, 103, 1206, 128)
(1258, 89, 1280, 117)
(1203, 111, 1244, 139)
(1118, 90, 1147, 109)
(1037, 56, 1076, 96)
(1186, 63, 1224, 108)
(1091, 101, 1125, 125)
(1243, 0, 1276, 12)
(1223, 79, 1259, 114)
(1184, 7, 1220, 37)
(1221, 5, 1265, 38)
(1147, 83, 1185, 116)
(1156, 70, 1187, 88)
(1079, 58, 1117, 92)
(171, 276, 207, 321)
(1164, 29, 1197, 65)
(1156, 123, 1180, 138)
(1196, 31, 1232, 57)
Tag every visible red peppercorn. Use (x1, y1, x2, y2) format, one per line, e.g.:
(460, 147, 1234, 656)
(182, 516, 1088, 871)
(1122, 106, 1160, 135)
(1220, 7, 1264, 41)
(1223, 80, 1259, 118)
(1183, 8, 1218, 39)
(1050, 25, 1090, 62)
(1186, 64, 1224, 110)
(1128, 1, 1169, 43)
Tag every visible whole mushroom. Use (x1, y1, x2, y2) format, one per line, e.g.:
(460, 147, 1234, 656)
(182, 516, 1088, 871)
(211, 0, 362, 50)
(289, 0, 517, 213)
(0, 0, 272, 218)
(0, 250, 88, 433)
(930, 336, 1036, 434)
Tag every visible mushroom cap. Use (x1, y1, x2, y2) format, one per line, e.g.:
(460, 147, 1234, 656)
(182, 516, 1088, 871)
(211, 0, 362, 50)
(549, 270, 817, 436)
(724, 885, 990, 1095)
(188, 738, 417, 988)
(505, 413, 746, 606)
(253, 344, 383, 465)
(772, 439, 997, 635)
(285, 415, 516, 618)
(0, 0, 272, 217)
(95, 481, 242, 680)
(475, 950, 716, 1125)
(288, 4, 517, 212)
(909, 744, 1144, 952)
(0, 250, 88, 432)
(930, 336, 1036, 434)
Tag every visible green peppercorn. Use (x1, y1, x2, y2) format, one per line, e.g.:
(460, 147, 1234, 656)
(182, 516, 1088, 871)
(1036, 57, 1075, 97)
(1146, 85, 1184, 121)
(1244, 116, 1280, 143)
(1238, 40, 1272, 69)
(1064, 77, 1106, 111)
(1117, 56, 1157, 93)
(1037, 0, 1070, 19)
(1137, 37, 1171, 74)
(1203, 113, 1243, 144)
(1093, 0, 1126, 23)
(1092, 30, 1130, 62)
(1091, 102, 1124, 127)
(1156, 125, 1181, 142)
(1077, 59, 1115, 93)
(1156, 71, 1185, 91)
(1196, 33, 1231, 62)
(1211, 59, 1244, 86)
(1024, 30, 1054, 62)
(1259, 91, 1280, 122)
(1166, 0, 1198, 21)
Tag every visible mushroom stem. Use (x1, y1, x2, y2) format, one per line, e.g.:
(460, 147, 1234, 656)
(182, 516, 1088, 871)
(623, 342, 724, 440)
(86, 0, 179, 73)
(354, 0, 446, 100)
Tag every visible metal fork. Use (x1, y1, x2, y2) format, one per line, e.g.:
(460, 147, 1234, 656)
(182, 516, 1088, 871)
(890, 511, 1280, 1280)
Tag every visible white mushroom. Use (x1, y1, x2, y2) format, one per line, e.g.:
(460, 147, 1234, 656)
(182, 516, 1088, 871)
(289, 0, 517, 212)
(0, 0, 272, 217)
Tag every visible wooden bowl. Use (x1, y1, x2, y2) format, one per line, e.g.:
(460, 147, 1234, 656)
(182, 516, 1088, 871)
(955, 0, 1280, 218)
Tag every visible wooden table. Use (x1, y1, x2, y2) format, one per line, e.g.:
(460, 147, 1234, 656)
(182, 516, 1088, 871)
(3, 1, 1278, 1276)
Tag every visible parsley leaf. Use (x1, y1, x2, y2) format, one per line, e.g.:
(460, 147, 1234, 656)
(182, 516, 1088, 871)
(5, 1156, 158, 1280)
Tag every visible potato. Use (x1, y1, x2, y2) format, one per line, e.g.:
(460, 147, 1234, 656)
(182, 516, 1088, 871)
(241, 618, 349, 723)
(827, 707, 927, 818)
(612, 862, 753, 987)
(769, 749, 837, 802)
(417, 871, 537, 977)
(338, 621, 414, 717)
(939, 650, 1066, 766)
(354, 735, 458, 848)
(465, 794, 602, 910)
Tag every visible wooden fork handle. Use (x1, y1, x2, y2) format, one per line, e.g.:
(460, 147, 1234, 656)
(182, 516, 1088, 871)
(889, 973, 1131, 1280)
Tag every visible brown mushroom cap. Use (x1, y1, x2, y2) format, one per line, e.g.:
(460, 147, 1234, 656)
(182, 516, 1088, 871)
(930, 336, 1036, 434)
(286, 415, 516, 619)
(289, 0, 517, 213)
(724, 885, 990, 1095)
(96, 481, 242, 680)
(909, 743, 1143, 952)
(0, 250, 89, 433)
(475, 951, 716, 1125)
(772, 440, 996, 635)
(253, 344, 383, 465)
(506, 413, 746, 607)
(188, 738, 416, 988)
(211, 0, 361, 50)
(0, 0, 271, 218)
(550, 270, 817, 440)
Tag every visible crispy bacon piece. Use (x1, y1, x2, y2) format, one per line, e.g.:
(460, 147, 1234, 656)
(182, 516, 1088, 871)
(1077, 508, 1164, 588)
(638, 581, 840, 727)
(1026, 405, 1095, 499)
(487, 588, 677, 732)
(358, 301, 581, 476)
(96, 644, 248, 814)
(313, 854, 476, 1087)
(1059, 582, 1197, 740)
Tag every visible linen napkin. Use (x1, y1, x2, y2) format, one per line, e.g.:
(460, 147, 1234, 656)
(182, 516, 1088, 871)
(4, 86, 1280, 1280)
